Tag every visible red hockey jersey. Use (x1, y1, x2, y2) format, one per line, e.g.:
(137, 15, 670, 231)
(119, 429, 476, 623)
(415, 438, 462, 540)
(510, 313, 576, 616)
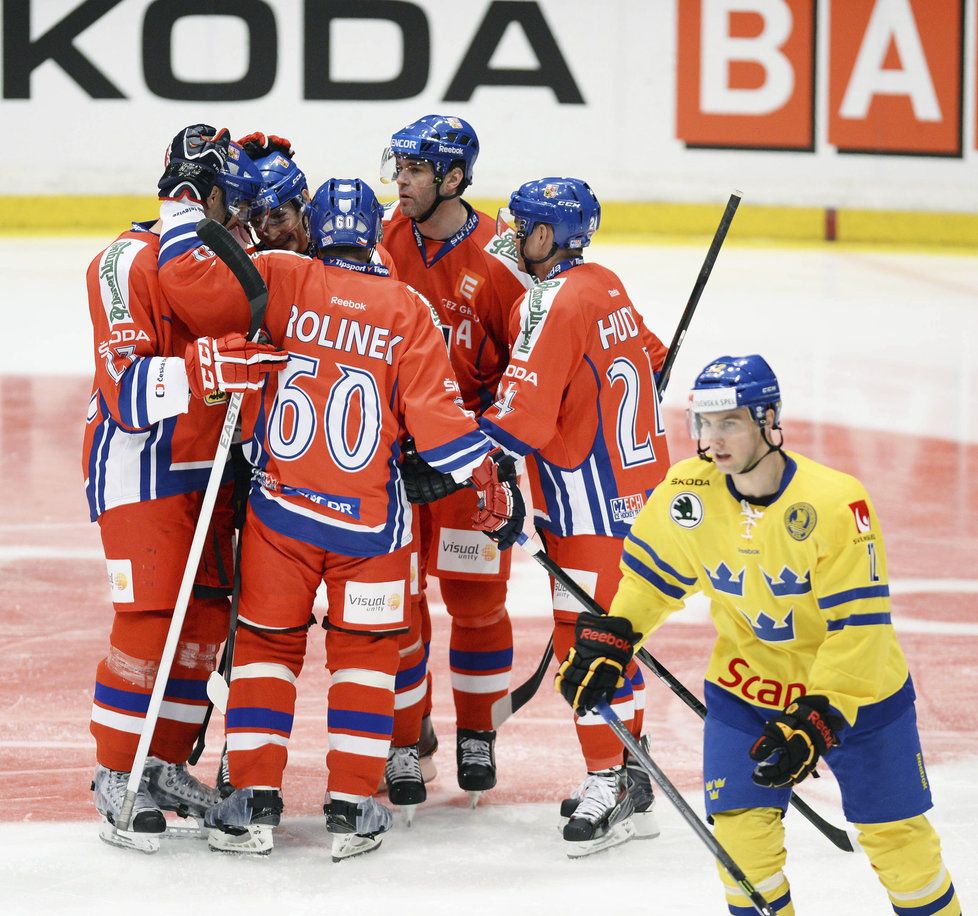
(480, 261, 671, 538)
(83, 223, 232, 521)
(381, 202, 530, 415)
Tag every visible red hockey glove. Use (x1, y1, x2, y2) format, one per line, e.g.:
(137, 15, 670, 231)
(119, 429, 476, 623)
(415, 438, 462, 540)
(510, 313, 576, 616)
(750, 695, 845, 788)
(158, 125, 230, 202)
(469, 450, 525, 550)
(555, 612, 640, 716)
(237, 132, 295, 160)
(184, 333, 288, 400)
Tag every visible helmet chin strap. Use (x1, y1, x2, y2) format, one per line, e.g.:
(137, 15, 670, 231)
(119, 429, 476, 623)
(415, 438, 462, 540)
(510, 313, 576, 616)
(697, 426, 784, 473)
(518, 229, 558, 278)
(415, 171, 466, 224)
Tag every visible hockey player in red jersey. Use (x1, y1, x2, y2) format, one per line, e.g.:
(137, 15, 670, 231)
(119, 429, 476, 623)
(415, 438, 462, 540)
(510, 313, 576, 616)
(480, 178, 672, 855)
(378, 115, 531, 802)
(156, 175, 525, 858)
(85, 124, 285, 852)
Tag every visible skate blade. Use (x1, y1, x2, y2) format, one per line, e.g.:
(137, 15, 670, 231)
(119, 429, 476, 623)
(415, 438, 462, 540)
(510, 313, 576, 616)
(98, 821, 160, 854)
(160, 814, 208, 840)
(206, 825, 274, 855)
(565, 819, 637, 858)
(467, 791, 482, 809)
(401, 805, 418, 827)
(633, 809, 660, 840)
(331, 833, 383, 862)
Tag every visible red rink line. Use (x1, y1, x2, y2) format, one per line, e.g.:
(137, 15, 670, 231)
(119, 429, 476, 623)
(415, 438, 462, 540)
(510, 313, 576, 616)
(1, 378, 975, 822)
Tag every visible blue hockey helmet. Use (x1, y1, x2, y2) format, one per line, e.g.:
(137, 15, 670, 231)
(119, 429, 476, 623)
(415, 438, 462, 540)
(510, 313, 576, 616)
(255, 151, 308, 211)
(308, 178, 383, 252)
(381, 114, 479, 190)
(688, 355, 782, 435)
(504, 178, 601, 250)
(216, 142, 264, 220)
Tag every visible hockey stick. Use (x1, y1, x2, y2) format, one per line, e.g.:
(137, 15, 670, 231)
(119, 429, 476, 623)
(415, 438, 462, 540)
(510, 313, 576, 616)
(596, 701, 775, 916)
(656, 190, 741, 393)
(534, 547, 856, 853)
(489, 194, 742, 728)
(117, 219, 268, 831)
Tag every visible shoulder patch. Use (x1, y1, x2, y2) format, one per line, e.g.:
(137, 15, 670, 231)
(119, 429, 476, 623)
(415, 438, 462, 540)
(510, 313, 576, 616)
(98, 238, 148, 326)
(512, 278, 565, 361)
(670, 492, 704, 529)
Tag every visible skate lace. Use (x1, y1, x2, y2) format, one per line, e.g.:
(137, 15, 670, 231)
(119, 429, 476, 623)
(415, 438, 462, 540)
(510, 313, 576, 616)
(459, 736, 492, 769)
(571, 771, 620, 824)
(150, 759, 213, 805)
(387, 746, 422, 784)
(95, 767, 157, 815)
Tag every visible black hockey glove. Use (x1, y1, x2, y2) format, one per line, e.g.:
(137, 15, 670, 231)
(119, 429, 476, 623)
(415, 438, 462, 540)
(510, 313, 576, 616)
(401, 437, 465, 504)
(470, 450, 525, 550)
(237, 132, 295, 161)
(750, 695, 845, 788)
(555, 612, 640, 716)
(158, 124, 230, 202)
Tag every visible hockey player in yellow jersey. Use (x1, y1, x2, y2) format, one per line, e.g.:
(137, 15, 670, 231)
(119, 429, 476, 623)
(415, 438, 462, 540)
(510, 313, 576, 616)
(556, 355, 959, 915)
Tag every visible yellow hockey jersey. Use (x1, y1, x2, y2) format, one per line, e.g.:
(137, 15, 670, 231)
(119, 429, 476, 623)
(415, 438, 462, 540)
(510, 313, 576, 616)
(611, 451, 910, 726)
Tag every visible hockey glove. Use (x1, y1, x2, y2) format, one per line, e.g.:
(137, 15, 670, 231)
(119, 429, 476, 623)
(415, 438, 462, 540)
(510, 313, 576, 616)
(237, 132, 295, 161)
(158, 125, 230, 202)
(555, 612, 640, 716)
(401, 437, 465, 504)
(185, 333, 288, 400)
(469, 450, 525, 550)
(749, 695, 845, 788)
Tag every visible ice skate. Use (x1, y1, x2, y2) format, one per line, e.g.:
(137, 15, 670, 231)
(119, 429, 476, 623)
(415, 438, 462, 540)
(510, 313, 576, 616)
(418, 714, 438, 783)
(385, 744, 426, 825)
(457, 729, 496, 807)
(144, 756, 219, 837)
(562, 766, 637, 857)
(204, 787, 283, 855)
(624, 736, 660, 839)
(92, 764, 166, 854)
(325, 796, 393, 861)
(561, 737, 660, 841)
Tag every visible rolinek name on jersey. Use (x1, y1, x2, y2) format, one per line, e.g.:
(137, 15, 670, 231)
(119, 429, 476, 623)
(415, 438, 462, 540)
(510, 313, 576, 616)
(285, 306, 404, 365)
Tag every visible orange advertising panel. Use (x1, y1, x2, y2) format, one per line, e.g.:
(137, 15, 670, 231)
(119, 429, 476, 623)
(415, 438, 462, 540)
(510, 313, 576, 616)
(828, 0, 963, 156)
(677, 0, 816, 150)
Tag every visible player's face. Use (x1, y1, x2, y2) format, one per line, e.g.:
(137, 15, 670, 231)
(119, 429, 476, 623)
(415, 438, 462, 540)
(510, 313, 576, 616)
(697, 408, 766, 473)
(252, 199, 308, 253)
(395, 157, 438, 218)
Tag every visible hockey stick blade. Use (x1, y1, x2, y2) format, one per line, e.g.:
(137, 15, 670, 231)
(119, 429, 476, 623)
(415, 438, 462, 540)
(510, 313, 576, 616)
(596, 701, 774, 916)
(206, 670, 230, 715)
(195, 218, 268, 340)
(490, 634, 554, 729)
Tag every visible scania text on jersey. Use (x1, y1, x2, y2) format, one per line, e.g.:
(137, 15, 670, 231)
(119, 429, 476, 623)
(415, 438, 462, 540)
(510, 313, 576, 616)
(285, 306, 404, 365)
(715, 656, 806, 708)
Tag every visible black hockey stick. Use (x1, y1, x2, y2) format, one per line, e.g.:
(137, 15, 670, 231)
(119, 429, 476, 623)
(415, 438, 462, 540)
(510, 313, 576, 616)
(490, 193, 742, 729)
(118, 220, 269, 831)
(538, 549, 856, 853)
(657, 190, 741, 393)
(597, 701, 775, 916)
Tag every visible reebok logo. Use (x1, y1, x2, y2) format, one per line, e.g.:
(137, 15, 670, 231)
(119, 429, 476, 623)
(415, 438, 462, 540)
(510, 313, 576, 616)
(580, 629, 631, 652)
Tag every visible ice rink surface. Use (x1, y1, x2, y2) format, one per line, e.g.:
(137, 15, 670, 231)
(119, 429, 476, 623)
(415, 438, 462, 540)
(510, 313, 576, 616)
(1, 234, 976, 914)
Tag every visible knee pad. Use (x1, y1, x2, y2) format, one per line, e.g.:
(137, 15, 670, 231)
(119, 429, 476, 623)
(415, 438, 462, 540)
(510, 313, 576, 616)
(713, 809, 792, 912)
(440, 578, 507, 627)
(857, 815, 956, 909)
(326, 628, 399, 678)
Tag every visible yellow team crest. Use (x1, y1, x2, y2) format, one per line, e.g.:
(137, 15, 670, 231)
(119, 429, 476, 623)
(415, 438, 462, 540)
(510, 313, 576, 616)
(784, 502, 817, 541)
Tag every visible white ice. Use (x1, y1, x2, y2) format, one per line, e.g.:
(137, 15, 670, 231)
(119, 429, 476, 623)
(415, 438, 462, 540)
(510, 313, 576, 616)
(1, 236, 976, 914)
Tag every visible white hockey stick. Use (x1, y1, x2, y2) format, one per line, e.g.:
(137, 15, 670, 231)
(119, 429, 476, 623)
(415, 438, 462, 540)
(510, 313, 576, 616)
(117, 219, 268, 831)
